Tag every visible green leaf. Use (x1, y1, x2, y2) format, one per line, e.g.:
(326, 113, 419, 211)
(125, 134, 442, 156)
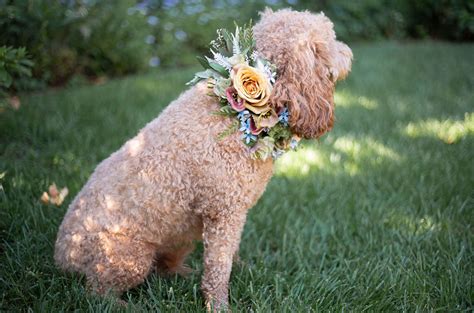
(208, 61, 229, 78)
(240, 19, 255, 53)
(195, 69, 216, 79)
(0, 71, 12, 88)
(217, 46, 230, 57)
(19, 59, 34, 67)
(16, 65, 32, 77)
(186, 76, 202, 86)
(196, 56, 210, 69)
(186, 69, 219, 86)
(221, 29, 234, 55)
(268, 123, 292, 141)
(212, 105, 237, 117)
(216, 119, 239, 140)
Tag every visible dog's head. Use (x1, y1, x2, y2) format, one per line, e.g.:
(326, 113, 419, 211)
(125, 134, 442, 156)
(254, 8, 353, 139)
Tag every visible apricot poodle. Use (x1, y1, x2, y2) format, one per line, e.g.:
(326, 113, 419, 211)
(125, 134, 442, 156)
(54, 8, 352, 311)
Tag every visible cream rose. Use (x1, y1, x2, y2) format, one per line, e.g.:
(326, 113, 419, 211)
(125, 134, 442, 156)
(232, 65, 272, 114)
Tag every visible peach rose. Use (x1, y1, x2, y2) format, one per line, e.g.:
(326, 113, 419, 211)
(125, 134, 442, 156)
(232, 65, 272, 114)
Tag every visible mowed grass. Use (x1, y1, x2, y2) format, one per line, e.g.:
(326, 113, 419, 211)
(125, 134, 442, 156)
(1, 41, 473, 312)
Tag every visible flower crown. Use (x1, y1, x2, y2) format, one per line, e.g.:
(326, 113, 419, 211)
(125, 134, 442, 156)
(188, 22, 299, 160)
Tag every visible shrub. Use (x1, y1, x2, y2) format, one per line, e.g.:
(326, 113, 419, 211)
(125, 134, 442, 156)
(310, 0, 406, 41)
(0, 0, 472, 92)
(0, 46, 34, 100)
(72, 1, 153, 77)
(294, 0, 472, 41)
(400, 0, 474, 41)
(0, 0, 152, 87)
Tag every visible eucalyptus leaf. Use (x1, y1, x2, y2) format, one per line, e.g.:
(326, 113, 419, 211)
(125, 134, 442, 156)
(196, 56, 210, 69)
(222, 29, 234, 55)
(196, 69, 216, 79)
(208, 61, 229, 78)
(186, 76, 202, 86)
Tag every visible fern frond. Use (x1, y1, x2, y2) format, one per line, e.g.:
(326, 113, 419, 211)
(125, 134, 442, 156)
(216, 120, 239, 140)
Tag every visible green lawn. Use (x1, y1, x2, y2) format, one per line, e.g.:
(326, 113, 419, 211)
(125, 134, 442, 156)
(1, 41, 473, 312)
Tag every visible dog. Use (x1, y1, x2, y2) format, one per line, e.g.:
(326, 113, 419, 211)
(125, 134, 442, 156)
(54, 8, 352, 311)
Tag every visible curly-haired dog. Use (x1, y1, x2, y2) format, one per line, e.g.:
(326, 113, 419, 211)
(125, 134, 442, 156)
(55, 8, 352, 310)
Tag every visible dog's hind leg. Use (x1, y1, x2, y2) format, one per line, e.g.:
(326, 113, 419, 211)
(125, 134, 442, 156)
(85, 232, 156, 296)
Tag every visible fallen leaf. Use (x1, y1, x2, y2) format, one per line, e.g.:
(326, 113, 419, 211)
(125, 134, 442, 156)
(41, 184, 69, 206)
(40, 192, 50, 204)
(48, 183, 59, 198)
(60, 187, 69, 198)
(52, 187, 69, 206)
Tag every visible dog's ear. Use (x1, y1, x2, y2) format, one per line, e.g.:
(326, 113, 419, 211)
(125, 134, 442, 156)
(270, 38, 335, 139)
(329, 41, 353, 82)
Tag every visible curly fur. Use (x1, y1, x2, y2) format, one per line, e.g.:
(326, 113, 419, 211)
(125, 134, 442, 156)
(255, 8, 352, 138)
(54, 8, 352, 311)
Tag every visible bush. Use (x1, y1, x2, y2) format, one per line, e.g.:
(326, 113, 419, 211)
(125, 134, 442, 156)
(0, 0, 152, 87)
(294, 0, 473, 41)
(400, 0, 474, 41)
(307, 0, 406, 41)
(0, 0, 472, 92)
(0, 46, 34, 100)
(72, 1, 153, 77)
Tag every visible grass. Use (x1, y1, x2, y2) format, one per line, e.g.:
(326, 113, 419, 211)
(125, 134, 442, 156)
(1, 41, 473, 312)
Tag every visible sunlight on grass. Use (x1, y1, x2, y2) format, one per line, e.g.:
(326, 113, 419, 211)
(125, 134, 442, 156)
(335, 91, 378, 110)
(275, 147, 326, 177)
(384, 213, 441, 236)
(275, 136, 401, 177)
(333, 137, 400, 161)
(403, 113, 473, 144)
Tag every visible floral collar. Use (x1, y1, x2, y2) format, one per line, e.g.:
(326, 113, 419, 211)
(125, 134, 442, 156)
(188, 22, 299, 160)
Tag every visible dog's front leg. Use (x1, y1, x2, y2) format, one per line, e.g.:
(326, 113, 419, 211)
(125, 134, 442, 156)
(201, 211, 247, 311)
